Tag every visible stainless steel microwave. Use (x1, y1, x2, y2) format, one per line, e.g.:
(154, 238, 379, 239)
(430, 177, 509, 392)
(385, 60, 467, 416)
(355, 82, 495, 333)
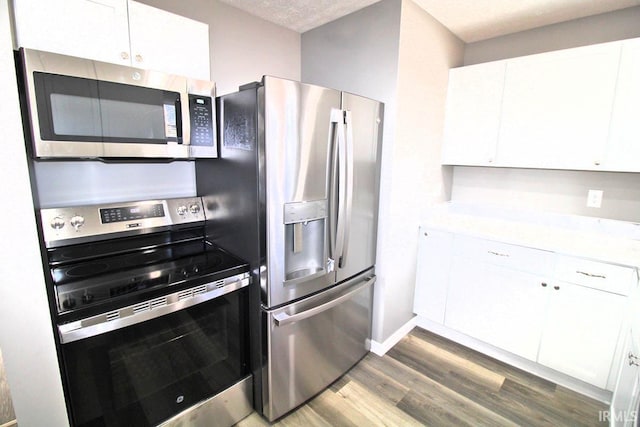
(16, 48, 217, 160)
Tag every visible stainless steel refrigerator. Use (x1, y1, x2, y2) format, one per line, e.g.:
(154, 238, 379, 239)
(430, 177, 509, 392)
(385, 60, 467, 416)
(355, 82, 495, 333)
(196, 76, 383, 421)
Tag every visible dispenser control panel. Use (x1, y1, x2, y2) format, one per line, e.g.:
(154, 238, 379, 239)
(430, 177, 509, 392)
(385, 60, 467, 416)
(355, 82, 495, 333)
(283, 200, 328, 224)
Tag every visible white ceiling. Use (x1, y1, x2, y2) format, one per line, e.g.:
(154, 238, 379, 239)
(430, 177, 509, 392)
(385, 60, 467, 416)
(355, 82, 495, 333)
(219, 0, 640, 42)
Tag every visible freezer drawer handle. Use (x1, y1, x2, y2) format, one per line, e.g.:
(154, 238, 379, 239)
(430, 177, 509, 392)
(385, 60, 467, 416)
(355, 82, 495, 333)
(273, 276, 376, 327)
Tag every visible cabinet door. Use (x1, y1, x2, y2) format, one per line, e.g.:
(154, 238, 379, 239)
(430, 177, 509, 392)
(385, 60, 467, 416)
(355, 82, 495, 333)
(13, 0, 130, 65)
(496, 43, 620, 170)
(127, 0, 210, 80)
(413, 228, 453, 324)
(605, 38, 640, 172)
(441, 61, 505, 166)
(611, 330, 640, 426)
(445, 257, 549, 361)
(538, 282, 625, 389)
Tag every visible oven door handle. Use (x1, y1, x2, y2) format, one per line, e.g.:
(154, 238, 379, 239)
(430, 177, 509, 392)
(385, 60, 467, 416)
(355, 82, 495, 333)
(58, 274, 249, 344)
(272, 275, 375, 327)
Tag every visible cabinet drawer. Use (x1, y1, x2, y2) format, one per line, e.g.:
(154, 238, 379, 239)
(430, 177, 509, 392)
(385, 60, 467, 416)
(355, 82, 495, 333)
(453, 235, 555, 276)
(555, 255, 635, 295)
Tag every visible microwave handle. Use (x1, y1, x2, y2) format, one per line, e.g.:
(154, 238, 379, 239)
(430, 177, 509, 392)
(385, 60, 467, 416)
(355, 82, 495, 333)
(175, 96, 183, 144)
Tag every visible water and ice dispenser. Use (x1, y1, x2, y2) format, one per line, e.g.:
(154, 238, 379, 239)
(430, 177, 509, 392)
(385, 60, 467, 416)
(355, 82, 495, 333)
(283, 200, 329, 283)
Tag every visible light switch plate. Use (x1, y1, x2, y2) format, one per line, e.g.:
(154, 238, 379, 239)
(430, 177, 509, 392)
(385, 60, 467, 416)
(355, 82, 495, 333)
(587, 190, 603, 208)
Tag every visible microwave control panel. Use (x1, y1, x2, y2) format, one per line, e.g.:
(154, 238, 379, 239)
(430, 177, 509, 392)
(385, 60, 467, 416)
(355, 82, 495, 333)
(189, 94, 214, 147)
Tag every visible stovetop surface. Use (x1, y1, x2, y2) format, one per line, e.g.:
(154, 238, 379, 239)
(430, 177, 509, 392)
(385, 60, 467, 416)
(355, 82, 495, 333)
(49, 228, 248, 321)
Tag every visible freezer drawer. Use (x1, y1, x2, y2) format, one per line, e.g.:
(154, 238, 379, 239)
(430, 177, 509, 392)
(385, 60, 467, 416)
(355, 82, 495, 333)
(262, 270, 375, 421)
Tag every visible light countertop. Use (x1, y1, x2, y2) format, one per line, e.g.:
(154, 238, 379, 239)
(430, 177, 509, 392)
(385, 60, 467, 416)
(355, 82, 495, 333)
(422, 203, 640, 269)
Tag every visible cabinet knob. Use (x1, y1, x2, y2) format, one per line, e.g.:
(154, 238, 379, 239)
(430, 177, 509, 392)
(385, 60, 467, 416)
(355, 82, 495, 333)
(553, 285, 560, 290)
(135, 54, 143, 63)
(629, 352, 640, 367)
(121, 51, 129, 60)
(541, 282, 547, 287)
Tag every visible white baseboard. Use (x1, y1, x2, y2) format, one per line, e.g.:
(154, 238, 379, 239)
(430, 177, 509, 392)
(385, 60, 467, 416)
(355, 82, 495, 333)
(370, 316, 417, 356)
(415, 316, 612, 404)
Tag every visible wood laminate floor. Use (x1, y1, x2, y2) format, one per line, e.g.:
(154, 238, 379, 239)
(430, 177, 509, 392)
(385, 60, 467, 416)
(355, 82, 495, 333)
(237, 327, 608, 426)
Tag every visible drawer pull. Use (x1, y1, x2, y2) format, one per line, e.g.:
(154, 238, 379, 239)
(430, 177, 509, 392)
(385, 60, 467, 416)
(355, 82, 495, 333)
(488, 251, 509, 257)
(629, 352, 640, 367)
(576, 270, 606, 279)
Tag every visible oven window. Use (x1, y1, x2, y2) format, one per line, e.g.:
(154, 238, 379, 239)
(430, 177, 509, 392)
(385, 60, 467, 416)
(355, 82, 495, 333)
(34, 72, 181, 144)
(61, 288, 248, 427)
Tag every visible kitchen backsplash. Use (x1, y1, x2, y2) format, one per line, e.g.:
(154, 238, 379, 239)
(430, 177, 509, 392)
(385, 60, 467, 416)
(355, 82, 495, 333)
(33, 161, 197, 208)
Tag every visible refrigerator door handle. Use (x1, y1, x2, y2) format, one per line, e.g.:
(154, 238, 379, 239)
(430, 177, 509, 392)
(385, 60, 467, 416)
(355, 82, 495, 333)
(329, 108, 347, 265)
(339, 110, 354, 268)
(272, 275, 376, 326)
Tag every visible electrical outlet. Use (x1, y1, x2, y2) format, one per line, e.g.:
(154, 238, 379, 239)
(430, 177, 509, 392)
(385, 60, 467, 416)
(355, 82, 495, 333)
(587, 190, 603, 208)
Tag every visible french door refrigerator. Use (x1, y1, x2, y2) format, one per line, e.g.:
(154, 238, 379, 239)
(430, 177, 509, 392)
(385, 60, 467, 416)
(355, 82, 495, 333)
(195, 76, 383, 421)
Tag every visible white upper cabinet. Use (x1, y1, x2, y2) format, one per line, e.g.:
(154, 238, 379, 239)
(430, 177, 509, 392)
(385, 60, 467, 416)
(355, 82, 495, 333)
(127, 1, 210, 80)
(12, 0, 210, 79)
(605, 38, 640, 172)
(440, 37, 640, 172)
(13, 0, 131, 65)
(441, 61, 506, 166)
(496, 43, 620, 170)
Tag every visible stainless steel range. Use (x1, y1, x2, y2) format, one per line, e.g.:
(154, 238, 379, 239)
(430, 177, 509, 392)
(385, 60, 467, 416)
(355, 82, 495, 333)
(39, 197, 253, 427)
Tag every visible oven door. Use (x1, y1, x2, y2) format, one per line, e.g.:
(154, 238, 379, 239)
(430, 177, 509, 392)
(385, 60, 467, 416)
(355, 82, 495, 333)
(59, 285, 250, 427)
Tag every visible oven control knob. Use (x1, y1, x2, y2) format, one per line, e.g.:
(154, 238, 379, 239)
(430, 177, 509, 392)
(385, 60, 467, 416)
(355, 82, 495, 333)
(62, 297, 76, 309)
(51, 216, 65, 230)
(70, 215, 85, 230)
(177, 205, 188, 216)
(189, 203, 201, 214)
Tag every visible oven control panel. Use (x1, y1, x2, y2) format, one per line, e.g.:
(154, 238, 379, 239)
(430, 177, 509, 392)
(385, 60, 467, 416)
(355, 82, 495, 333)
(41, 197, 206, 248)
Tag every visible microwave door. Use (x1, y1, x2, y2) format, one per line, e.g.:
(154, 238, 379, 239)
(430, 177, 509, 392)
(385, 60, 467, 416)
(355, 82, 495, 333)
(28, 72, 105, 158)
(95, 62, 190, 159)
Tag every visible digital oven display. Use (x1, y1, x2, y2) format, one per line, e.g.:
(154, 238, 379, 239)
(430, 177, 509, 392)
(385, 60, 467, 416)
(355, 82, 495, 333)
(100, 204, 165, 223)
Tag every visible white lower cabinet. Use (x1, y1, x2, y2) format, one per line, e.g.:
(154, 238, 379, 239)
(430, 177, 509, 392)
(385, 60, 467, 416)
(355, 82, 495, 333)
(537, 281, 626, 389)
(611, 329, 640, 426)
(413, 228, 453, 324)
(445, 257, 548, 361)
(414, 230, 636, 391)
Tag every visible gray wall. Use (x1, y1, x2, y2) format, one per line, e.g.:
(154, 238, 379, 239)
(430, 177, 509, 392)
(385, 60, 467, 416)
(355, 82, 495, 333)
(0, 0, 69, 425)
(302, 0, 464, 343)
(380, 0, 463, 341)
(302, 0, 402, 343)
(464, 6, 640, 65)
(453, 7, 640, 222)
